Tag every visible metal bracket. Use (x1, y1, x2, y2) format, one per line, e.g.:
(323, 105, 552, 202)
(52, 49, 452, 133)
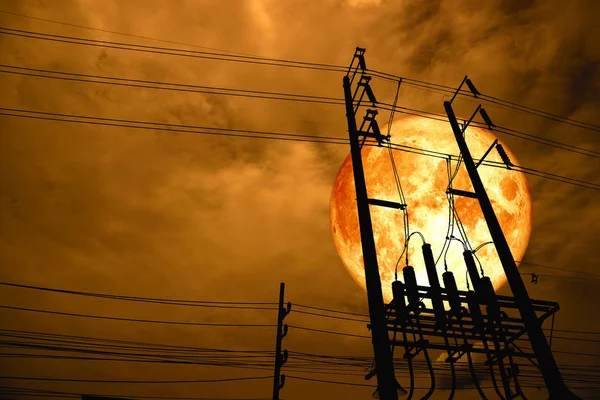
(403, 339, 429, 360)
(367, 198, 406, 209)
(447, 188, 478, 199)
(445, 343, 473, 363)
(475, 139, 499, 169)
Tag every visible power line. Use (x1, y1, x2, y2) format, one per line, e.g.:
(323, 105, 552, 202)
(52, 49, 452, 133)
(286, 375, 600, 391)
(0, 64, 344, 105)
(293, 303, 369, 317)
(1, 63, 598, 160)
(0, 329, 273, 357)
(288, 375, 374, 387)
(552, 329, 600, 336)
(2, 107, 598, 191)
(0, 329, 270, 352)
(0, 9, 258, 58)
(0, 375, 271, 384)
(0, 107, 348, 145)
(0, 27, 344, 73)
(293, 309, 369, 323)
(0, 281, 278, 309)
(378, 103, 600, 160)
(288, 325, 370, 339)
(369, 71, 600, 133)
(0, 385, 275, 400)
(2, 25, 598, 135)
(0, 305, 275, 327)
(517, 261, 600, 277)
(552, 351, 600, 358)
(525, 273, 600, 282)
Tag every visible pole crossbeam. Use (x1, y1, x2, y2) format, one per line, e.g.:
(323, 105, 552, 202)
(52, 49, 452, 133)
(381, 286, 558, 363)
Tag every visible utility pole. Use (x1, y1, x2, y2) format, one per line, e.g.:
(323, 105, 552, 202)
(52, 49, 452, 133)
(443, 99, 579, 400)
(343, 70, 399, 400)
(272, 282, 290, 400)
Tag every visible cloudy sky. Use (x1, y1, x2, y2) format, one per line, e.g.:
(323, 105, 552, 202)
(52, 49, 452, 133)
(0, 0, 599, 399)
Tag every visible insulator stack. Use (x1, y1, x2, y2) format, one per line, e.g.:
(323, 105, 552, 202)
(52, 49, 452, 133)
(463, 250, 481, 289)
(422, 244, 441, 288)
(476, 276, 495, 305)
(465, 78, 481, 96)
(496, 144, 513, 168)
(403, 266, 419, 309)
(422, 244, 446, 329)
(467, 291, 485, 331)
(443, 271, 462, 314)
(391, 280, 407, 323)
(479, 108, 496, 127)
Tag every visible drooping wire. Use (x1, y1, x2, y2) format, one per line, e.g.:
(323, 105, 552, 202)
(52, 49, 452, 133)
(384, 78, 411, 281)
(435, 157, 456, 268)
(473, 252, 486, 277)
(437, 146, 485, 285)
(2, 107, 598, 192)
(473, 242, 493, 277)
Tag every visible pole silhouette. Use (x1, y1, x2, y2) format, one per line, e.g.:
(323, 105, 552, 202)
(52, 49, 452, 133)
(272, 282, 290, 400)
(343, 74, 399, 400)
(444, 100, 580, 400)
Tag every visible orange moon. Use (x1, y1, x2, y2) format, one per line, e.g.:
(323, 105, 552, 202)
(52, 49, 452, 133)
(330, 116, 532, 302)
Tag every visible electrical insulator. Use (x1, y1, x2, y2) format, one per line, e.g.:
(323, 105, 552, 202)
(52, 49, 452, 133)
(443, 271, 462, 313)
(479, 108, 496, 128)
(466, 290, 485, 331)
(465, 78, 481, 97)
(364, 84, 378, 104)
(478, 276, 502, 324)
(422, 244, 446, 329)
(391, 280, 407, 322)
(422, 244, 441, 288)
(355, 47, 367, 70)
(463, 250, 481, 288)
(476, 276, 495, 306)
(496, 144, 513, 169)
(402, 266, 419, 309)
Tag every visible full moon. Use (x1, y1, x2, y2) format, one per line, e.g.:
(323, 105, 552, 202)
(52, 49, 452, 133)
(330, 116, 532, 302)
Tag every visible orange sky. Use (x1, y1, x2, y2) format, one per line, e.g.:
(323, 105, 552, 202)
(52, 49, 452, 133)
(0, 0, 599, 399)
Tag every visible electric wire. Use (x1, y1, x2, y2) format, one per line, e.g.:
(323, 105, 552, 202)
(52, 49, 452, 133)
(0, 27, 345, 73)
(0, 305, 276, 327)
(1, 25, 598, 135)
(0, 281, 277, 309)
(288, 325, 370, 339)
(517, 261, 600, 277)
(2, 107, 597, 192)
(0, 375, 272, 384)
(292, 309, 369, 323)
(0, 9, 260, 58)
(1, 63, 598, 161)
(293, 303, 368, 318)
(0, 385, 275, 400)
(368, 70, 600, 133)
(524, 274, 600, 282)
(0, 64, 344, 106)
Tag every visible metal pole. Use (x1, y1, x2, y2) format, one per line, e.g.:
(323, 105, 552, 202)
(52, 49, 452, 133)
(272, 282, 286, 400)
(343, 75, 399, 400)
(443, 101, 579, 400)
